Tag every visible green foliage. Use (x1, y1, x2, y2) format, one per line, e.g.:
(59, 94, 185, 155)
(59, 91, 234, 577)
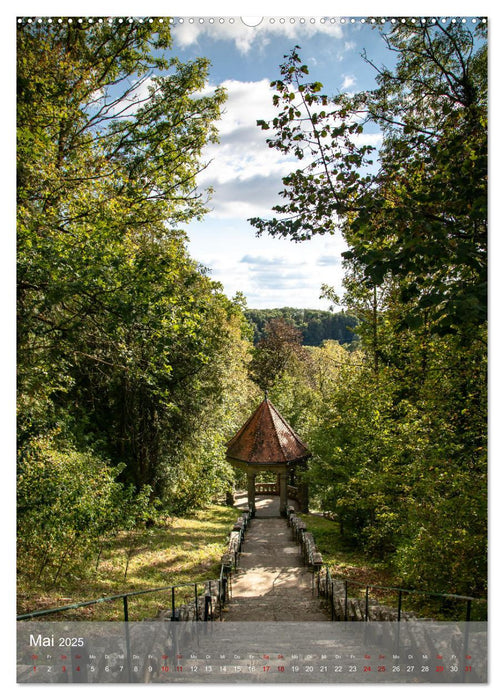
(250, 21, 487, 335)
(16, 20, 257, 505)
(343, 21, 487, 336)
(16, 21, 261, 606)
(253, 22, 487, 599)
(160, 301, 259, 512)
(17, 432, 153, 586)
(393, 465, 487, 596)
(259, 329, 487, 598)
(17, 504, 239, 620)
(250, 44, 374, 241)
(248, 317, 308, 392)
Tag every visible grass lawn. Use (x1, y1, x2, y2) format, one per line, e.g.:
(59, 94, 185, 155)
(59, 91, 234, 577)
(17, 504, 239, 621)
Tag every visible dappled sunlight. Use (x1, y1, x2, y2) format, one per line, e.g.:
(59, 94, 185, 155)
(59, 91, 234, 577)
(17, 505, 238, 620)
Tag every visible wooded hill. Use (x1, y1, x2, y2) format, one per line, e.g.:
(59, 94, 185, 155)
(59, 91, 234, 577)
(245, 308, 359, 346)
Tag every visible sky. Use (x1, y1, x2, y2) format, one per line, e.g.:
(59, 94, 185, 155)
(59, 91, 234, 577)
(162, 15, 483, 310)
(162, 17, 396, 310)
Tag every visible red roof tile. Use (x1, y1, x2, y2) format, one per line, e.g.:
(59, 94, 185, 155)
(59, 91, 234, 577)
(226, 398, 311, 466)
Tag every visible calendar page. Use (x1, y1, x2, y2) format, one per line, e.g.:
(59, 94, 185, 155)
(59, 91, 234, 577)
(16, 9, 488, 687)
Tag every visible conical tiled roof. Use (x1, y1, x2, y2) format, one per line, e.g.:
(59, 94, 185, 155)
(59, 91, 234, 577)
(225, 398, 311, 466)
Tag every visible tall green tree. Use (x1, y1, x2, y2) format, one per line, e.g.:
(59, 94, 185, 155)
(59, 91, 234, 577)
(251, 20, 487, 597)
(16, 20, 244, 499)
(248, 317, 308, 392)
(251, 20, 487, 335)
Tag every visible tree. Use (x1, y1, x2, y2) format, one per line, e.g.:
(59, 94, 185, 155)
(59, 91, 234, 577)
(17, 20, 225, 419)
(250, 20, 487, 335)
(16, 20, 249, 501)
(248, 317, 308, 391)
(244, 307, 358, 346)
(250, 20, 487, 598)
(17, 431, 153, 586)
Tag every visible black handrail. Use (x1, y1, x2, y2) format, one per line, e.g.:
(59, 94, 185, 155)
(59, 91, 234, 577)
(17, 578, 227, 622)
(319, 565, 486, 622)
(338, 573, 486, 602)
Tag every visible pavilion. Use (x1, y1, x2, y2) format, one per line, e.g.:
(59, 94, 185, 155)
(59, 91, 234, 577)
(225, 395, 311, 517)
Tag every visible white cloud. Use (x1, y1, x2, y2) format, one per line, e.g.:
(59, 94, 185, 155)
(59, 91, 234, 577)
(194, 77, 383, 219)
(317, 255, 340, 266)
(204, 79, 277, 140)
(196, 79, 298, 218)
(240, 246, 336, 306)
(172, 17, 344, 55)
(353, 131, 383, 150)
(341, 75, 356, 90)
(187, 217, 348, 310)
(241, 254, 289, 266)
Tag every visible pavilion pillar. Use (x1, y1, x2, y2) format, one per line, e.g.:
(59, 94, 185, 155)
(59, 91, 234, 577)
(298, 482, 309, 514)
(279, 471, 288, 517)
(247, 472, 256, 517)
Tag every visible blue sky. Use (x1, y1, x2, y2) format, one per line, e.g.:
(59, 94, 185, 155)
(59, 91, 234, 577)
(163, 18, 395, 310)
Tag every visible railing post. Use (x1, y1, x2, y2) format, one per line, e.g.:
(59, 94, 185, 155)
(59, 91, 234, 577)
(365, 586, 369, 621)
(194, 583, 199, 621)
(344, 580, 348, 621)
(123, 596, 132, 683)
(325, 567, 329, 599)
(171, 587, 176, 621)
(463, 599, 472, 680)
(397, 590, 402, 622)
(330, 581, 335, 621)
(204, 595, 211, 621)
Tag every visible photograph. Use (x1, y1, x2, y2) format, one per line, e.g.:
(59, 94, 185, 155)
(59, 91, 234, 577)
(16, 12, 488, 684)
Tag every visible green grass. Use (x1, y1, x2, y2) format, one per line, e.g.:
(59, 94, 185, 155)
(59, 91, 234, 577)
(303, 513, 394, 588)
(17, 504, 239, 621)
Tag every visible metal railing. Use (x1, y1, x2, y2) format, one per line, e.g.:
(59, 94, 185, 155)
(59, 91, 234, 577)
(318, 566, 487, 623)
(17, 575, 229, 623)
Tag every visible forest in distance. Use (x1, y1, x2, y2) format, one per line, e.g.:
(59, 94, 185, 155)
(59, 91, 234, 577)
(17, 18, 487, 607)
(245, 307, 359, 347)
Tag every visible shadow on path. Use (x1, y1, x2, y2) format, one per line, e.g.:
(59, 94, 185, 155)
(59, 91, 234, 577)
(223, 496, 329, 622)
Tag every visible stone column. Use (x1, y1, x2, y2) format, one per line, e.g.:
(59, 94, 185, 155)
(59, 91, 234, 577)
(279, 471, 288, 517)
(247, 472, 256, 517)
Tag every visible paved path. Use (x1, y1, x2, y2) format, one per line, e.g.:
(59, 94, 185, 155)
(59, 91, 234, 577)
(222, 496, 329, 622)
